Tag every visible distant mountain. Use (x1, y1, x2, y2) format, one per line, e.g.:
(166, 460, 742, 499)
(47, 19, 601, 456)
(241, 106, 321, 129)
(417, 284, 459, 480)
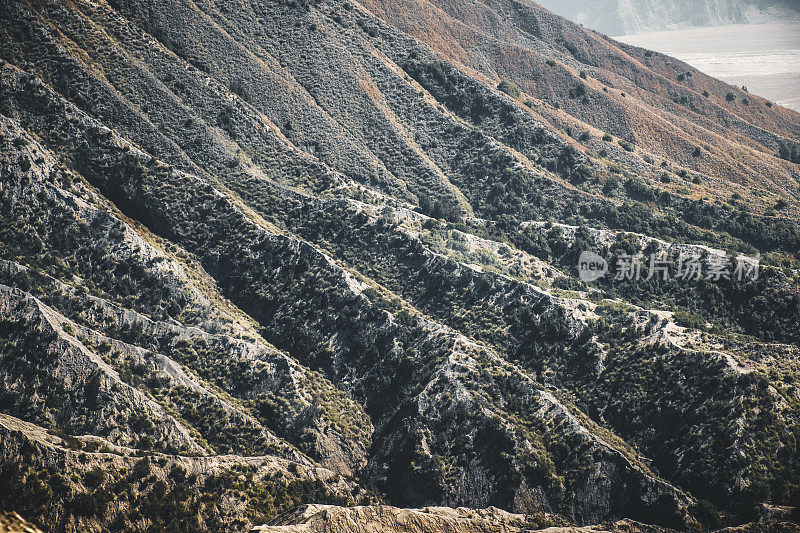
(0, 0, 799, 531)
(533, 0, 800, 34)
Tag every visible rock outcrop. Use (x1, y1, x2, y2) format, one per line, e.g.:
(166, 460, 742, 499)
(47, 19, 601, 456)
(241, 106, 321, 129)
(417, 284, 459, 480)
(252, 505, 672, 532)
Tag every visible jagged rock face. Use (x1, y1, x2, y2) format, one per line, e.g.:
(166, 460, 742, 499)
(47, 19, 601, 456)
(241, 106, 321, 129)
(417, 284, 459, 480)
(0, 0, 798, 531)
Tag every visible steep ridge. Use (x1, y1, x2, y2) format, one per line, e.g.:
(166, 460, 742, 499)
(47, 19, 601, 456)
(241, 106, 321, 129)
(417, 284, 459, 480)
(253, 504, 587, 532)
(0, 0, 799, 531)
(253, 504, 800, 532)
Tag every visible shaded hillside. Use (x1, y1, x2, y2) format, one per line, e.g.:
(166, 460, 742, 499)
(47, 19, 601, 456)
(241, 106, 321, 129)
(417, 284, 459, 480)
(0, 0, 799, 531)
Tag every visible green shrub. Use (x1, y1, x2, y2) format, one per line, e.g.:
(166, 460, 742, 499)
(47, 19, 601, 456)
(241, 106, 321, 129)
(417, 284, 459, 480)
(777, 141, 800, 164)
(83, 468, 106, 489)
(569, 83, 587, 99)
(497, 80, 521, 99)
(618, 139, 635, 152)
(673, 309, 706, 330)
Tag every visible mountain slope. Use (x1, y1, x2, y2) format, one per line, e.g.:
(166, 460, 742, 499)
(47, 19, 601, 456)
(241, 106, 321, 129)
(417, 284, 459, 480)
(360, 0, 800, 211)
(0, 0, 799, 531)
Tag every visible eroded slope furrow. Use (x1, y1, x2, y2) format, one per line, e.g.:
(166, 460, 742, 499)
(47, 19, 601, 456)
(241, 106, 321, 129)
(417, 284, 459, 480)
(0, 65, 699, 527)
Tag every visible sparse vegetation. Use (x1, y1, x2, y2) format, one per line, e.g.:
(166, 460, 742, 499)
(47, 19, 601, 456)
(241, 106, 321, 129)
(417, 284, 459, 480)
(0, 0, 799, 531)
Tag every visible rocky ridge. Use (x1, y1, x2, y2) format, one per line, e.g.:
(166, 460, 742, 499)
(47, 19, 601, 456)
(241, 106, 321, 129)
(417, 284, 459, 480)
(0, 0, 798, 531)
